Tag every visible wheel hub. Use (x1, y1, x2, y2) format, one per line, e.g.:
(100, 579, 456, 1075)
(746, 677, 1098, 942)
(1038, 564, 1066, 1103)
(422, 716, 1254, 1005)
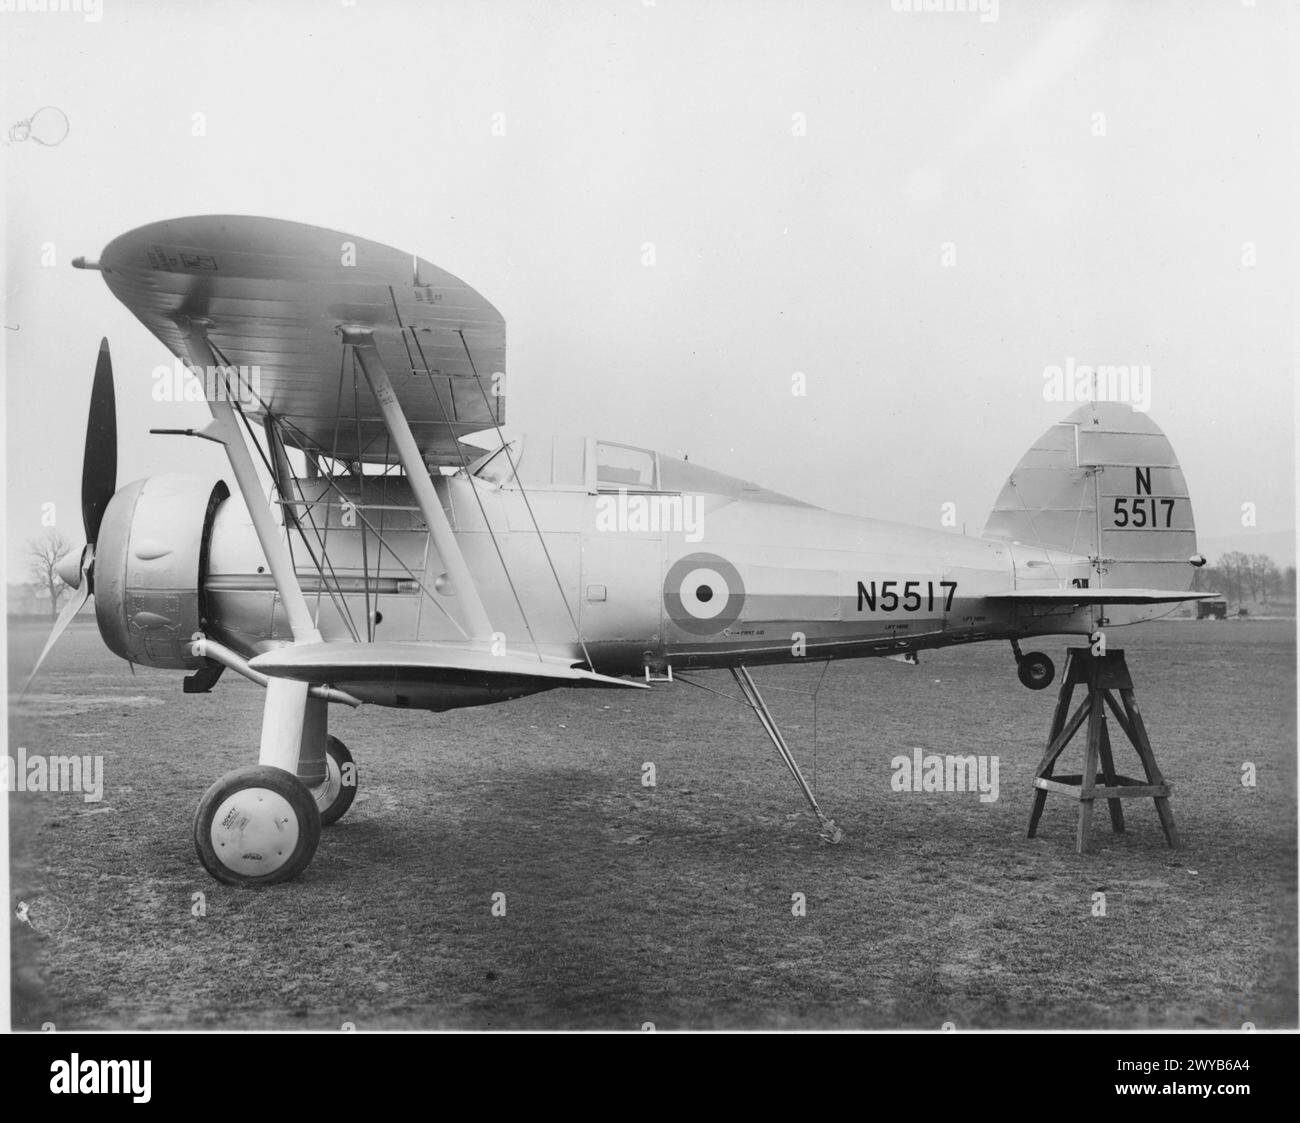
(208, 787, 300, 877)
(311, 753, 342, 813)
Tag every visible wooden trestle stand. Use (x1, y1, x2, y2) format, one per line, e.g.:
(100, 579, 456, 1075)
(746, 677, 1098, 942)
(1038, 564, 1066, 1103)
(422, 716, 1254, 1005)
(1027, 647, 1178, 854)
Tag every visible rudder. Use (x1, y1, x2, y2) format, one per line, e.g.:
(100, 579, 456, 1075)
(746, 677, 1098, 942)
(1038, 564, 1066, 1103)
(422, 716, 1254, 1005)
(983, 402, 1199, 592)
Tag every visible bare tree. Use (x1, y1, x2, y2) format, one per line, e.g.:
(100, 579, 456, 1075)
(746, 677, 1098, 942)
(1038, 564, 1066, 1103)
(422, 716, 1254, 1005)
(1216, 552, 1248, 606)
(1254, 555, 1281, 604)
(1240, 553, 1278, 604)
(27, 528, 73, 620)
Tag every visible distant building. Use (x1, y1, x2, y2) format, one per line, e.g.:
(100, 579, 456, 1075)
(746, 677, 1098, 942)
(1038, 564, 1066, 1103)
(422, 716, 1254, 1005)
(1197, 598, 1228, 620)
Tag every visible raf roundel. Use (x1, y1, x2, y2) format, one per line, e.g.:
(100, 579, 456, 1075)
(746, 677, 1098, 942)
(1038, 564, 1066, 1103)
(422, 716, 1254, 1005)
(664, 553, 746, 635)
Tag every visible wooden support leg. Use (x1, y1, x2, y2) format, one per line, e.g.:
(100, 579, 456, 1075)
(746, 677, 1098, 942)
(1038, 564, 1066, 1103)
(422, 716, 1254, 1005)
(1076, 692, 1104, 854)
(1046, 661, 1078, 749)
(1026, 648, 1179, 853)
(1029, 697, 1090, 838)
(1121, 688, 1180, 848)
(1029, 662, 1081, 837)
(1096, 696, 1125, 835)
(1026, 786, 1050, 840)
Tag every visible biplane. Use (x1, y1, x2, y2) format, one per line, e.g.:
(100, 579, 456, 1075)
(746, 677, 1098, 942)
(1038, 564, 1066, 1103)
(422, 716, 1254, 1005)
(27, 216, 1208, 885)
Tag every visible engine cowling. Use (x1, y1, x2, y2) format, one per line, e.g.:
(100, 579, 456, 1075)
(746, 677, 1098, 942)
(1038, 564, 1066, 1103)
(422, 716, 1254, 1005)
(94, 474, 229, 669)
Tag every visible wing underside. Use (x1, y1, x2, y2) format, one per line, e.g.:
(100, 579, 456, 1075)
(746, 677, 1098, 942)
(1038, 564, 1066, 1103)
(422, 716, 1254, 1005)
(95, 215, 506, 465)
(249, 642, 645, 711)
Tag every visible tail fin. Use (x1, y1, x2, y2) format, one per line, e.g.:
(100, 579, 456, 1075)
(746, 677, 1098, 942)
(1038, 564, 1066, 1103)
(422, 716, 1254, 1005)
(983, 402, 1200, 593)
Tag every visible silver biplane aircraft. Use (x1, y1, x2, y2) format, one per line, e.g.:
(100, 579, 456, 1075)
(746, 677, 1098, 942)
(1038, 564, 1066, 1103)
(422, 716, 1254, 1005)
(29, 216, 1208, 885)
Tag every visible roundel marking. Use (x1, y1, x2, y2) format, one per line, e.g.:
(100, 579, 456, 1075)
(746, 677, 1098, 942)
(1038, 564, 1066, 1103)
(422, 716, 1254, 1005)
(664, 553, 745, 635)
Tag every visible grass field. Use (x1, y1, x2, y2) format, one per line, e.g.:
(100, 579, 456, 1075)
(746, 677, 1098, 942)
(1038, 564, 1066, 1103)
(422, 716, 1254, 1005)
(7, 618, 1296, 1030)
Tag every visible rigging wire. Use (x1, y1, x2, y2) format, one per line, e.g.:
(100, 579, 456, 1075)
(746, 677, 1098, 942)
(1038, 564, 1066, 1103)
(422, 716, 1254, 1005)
(298, 352, 355, 634)
(389, 289, 544, 662)
(375, 432, 390, 631)
(1006, 475, 1065, 586)
(456, 328, 596, 671)
(209, 347, 362, 642)
(809, 659, 832, 793)
(266, 414, 363, 643)
(678, 660, 834, 791)
(406, 328, 542, 661)
(273, 412, 469, 639)
(351, 350, 374, 641)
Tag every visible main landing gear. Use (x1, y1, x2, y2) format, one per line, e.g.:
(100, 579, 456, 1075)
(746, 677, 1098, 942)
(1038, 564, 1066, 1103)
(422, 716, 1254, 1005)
(195, 765, 321, 886)
(313, 736, 358, 827)
(1011, 640, 1055, 691)
(193, 688, 359, 886)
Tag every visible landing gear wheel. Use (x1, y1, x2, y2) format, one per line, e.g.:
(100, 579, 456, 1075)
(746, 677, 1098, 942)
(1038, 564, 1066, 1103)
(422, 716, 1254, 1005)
(194, 764, 321, 886)
(1017, 651, 1056, 691)
(314, 736, 357, 827)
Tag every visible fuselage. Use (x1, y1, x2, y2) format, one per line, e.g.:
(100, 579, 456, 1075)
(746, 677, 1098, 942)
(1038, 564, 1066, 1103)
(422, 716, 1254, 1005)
(193, 434, 1103, 690)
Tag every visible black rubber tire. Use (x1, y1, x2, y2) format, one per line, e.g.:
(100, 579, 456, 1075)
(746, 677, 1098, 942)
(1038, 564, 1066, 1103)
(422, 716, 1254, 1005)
(1017, 651, 1056, 691)
(317, 736, 358, 827)
(194, 764, 321, 886)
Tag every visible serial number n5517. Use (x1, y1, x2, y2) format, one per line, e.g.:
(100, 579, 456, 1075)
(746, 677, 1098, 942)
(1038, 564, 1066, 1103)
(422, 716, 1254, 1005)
(857, 580, 957, 613)
(1111, 496, 1177, 528)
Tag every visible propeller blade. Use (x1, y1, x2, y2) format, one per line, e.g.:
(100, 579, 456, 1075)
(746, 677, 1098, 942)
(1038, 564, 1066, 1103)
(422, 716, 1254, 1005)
(81, 337, 117, 543)
(21, 579, 91, 695)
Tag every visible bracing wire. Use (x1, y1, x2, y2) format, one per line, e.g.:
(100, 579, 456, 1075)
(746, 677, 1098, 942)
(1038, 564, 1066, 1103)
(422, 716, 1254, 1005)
(455, 328, 596, 671)
(221, 339, 468, 641)
(389, 290, 544, 662)
(208, 341, 360, 641)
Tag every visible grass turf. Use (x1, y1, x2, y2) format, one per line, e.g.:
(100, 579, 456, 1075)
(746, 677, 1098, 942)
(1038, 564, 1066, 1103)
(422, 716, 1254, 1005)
(7, 618, 1296, 1029)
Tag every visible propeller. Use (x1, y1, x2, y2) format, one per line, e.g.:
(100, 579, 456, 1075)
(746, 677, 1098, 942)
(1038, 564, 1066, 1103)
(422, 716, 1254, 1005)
(82, 337, 117, 545)
(23, 338, 117, 692)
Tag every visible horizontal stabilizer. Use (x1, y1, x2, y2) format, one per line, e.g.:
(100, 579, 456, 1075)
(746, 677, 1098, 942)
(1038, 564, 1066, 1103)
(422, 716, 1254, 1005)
(990, 589, 1214, 606)
(249, 642, 646, 690)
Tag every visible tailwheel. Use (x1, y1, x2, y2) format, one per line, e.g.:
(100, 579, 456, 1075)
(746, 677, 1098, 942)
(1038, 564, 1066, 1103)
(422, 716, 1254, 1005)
(313, 736, 358, 827)
(1016, 650, 1056, 691)
(195, 764, 321, 886)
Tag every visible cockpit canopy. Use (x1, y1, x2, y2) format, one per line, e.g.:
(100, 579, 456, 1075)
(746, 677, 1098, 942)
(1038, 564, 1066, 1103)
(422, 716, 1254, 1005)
(469, 434, 807, 506)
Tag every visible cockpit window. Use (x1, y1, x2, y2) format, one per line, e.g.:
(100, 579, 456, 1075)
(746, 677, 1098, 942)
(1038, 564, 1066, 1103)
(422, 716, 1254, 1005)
(469, 436, 574, 489)
(595, 442, 656, 490)
(469, 439, 523, 486)
(470, 436, 666, 493)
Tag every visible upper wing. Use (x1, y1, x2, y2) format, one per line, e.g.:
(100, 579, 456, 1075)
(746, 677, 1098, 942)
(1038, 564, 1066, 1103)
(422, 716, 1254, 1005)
(94, 215, 505, 465)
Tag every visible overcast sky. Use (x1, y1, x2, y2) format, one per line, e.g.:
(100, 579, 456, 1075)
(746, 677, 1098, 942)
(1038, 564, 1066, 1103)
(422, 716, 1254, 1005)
(3, 0, 1295, 578)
